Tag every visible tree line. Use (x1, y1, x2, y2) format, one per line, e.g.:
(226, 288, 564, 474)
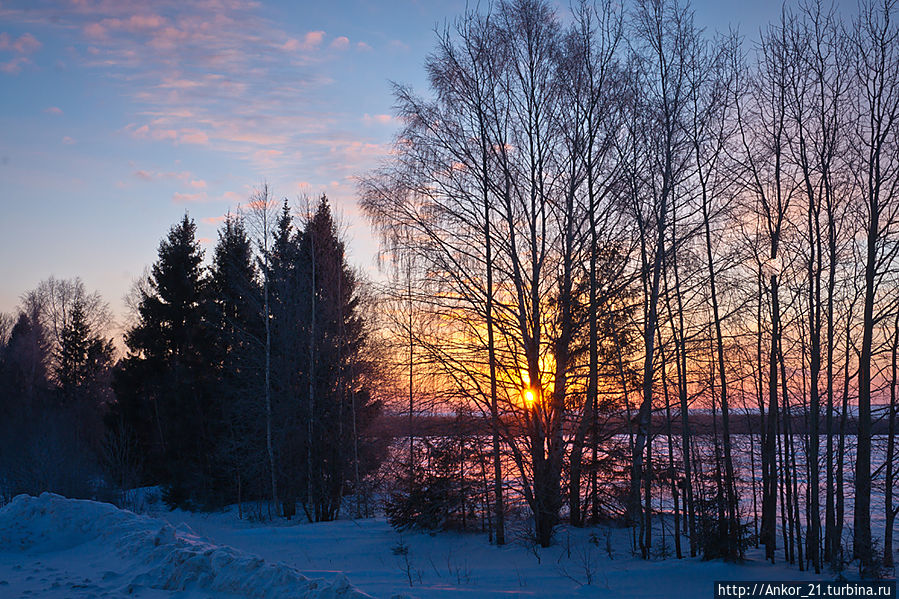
(0, 192, 384, 522)
(362, 0, 899, 575)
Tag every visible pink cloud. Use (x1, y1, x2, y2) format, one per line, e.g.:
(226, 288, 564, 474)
(131, 123, 174, 140)
(44, 106, 63, 115)
(0, 32, 41, 54)
(0, 56, 29, 74)
(172, 191, 206, 203)
(189, 179, 207, 189)
(220, 190, 244, 203)
(281, 37, 301, 51)
(132, 169, 192, 182)
(388, 39, 410, 52)
(283, 31, 326, 53)
(147, 26, 192, 51)
(202, 215, 228, 225)
(124, 14, 166, 31)
(363, 113, 393, 125)
(251, 148, 283, 167)
(129, 123, 208, 145)
(85, 14, 167, 41)
(159, 77, 203, 90)
(0, 1, 375, 179)
(302, 30, 325, 50)
(83, 23, 107, 39)
(330, 36, 349, 50)
(324, 139, 383, 158)
(179, 130, 209, 145)
(220, 130, 289, 146)
(61, 136, 76, 145)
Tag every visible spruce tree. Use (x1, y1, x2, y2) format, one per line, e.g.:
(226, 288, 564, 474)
(207, 213, 263, 503)
(115, 213, 215, 506)
(0, 312, 50, 408)
(57, 301, 91, 399)
(298, 196, 381, 521)
(56, 300, 113, 405)
(264, 200, 304, 514)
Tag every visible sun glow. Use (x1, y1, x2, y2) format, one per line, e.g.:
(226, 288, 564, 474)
(522, 388, 536, 407)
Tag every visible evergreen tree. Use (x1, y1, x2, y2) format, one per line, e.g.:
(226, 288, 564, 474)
(114, 213, 215, 506)
(0, 311, 50, 410)
(297, 196, 381, 521)
(207, 213, 264, 504)
(262, 199, 303, 515)
(57, 299, 114, 405)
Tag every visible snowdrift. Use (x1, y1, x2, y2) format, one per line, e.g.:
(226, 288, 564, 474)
(0, 492, 373, 598)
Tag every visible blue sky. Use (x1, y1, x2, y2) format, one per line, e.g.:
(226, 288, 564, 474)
(0, 0, 788, 327)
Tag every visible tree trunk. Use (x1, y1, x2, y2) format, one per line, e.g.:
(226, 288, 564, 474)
(883, 310, 898, 568)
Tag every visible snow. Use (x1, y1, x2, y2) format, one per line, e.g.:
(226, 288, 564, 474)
(0, 492, 373, 598)
(151, 504, 869, 598)
(0, 492, 892, 599)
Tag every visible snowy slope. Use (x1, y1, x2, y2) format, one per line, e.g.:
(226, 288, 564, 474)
(0, 493, 373, 599)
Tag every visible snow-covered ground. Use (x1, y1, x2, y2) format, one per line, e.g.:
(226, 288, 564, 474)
(0, 493, 371, 598)
(4, 491, 889, 599)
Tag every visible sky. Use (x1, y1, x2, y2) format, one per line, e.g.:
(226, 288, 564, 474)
(0, 0, 788, 333)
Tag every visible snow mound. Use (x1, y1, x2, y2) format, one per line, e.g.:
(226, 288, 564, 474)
(0, 493, 373, 598)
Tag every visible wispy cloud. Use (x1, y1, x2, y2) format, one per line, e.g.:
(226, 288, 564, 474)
(172, 191, 206, 203)
(0, 31, 41, 53)
(44, 106, 63, 115)
(0, 31, 41, 74)
(0, 56, 29, 73)
(0, 1, 339, 165)
(302, 30, 325, 50)
(330, 36, 349, 50)
(388, 39, 410, 52)
(126, 123, 209, 145)
(131, 169, 192, 181)
(0, 0, 397, 217)
(363, 113, 393, 125)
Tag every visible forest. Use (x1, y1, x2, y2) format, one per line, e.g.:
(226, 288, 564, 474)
(1, 0, 898, 583)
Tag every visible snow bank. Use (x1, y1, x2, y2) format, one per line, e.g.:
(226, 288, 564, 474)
(0, 493, 372, 599)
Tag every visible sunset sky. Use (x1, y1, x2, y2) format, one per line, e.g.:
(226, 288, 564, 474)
(0, 0, 787, 328)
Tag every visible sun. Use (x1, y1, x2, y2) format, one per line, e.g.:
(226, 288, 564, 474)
(522, 388, 536, 407)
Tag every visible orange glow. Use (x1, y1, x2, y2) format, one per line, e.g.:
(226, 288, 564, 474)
(522, 388, 536, 407)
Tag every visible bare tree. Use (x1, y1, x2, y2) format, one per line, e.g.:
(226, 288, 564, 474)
(626, 0, 699, 558)
(849, 0, 899, 573)
(734, 9, 799, 562)
(247, 185, 280, 518)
